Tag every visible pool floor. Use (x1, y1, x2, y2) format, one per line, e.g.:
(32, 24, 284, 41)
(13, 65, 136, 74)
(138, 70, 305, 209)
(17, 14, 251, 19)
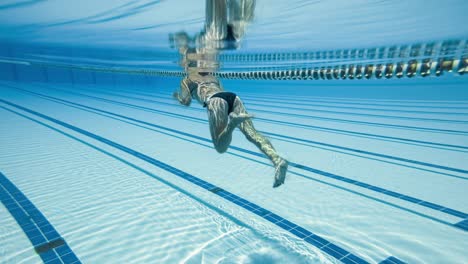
(1, 80, 467, 263)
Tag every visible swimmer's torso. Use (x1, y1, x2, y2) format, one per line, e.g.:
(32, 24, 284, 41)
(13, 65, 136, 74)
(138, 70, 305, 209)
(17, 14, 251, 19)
(182, 47, 224, 105)
(181, 47, 220, 72)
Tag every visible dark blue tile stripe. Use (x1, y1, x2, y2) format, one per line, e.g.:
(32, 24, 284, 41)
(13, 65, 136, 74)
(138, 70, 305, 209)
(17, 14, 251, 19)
(379, 256, 407, 264)
(138, 89, 468, 110)
(241, 95, 468, 110)
(454, 219, 468, 231)
(248, 106, 468, 131)
(6, 88, 468, 221)
(0, 172, 81, 264)
(239, 98, 468, 119)
(38, 84, 468, 177)
(288, 162, 468, 220)
(0, 100, 372, 263)
(257, 117, 468, 151)
(263, 131, 468, 174)
(73, 86, 468, 124)
(254, 114, 467, 135)
(28, 84, 468, 151)
(61, 86, 468, 134)
(341, 253, 371, 264)
(322, 243, 350, 260)
(48, 86, 468, 162)
(113, 89, 468, 134)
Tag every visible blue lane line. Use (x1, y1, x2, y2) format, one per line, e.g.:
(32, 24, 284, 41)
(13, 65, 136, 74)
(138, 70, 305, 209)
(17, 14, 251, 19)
(3, 88, 468, 222)
(6, 102, 457, 231)
(1, 106, 265, 247)
(61, 85, 468, 134)
(247, 103, 468, 124)
(31, 83, 468, 151)
(5, 88, 468, 221)
(234, 93, 468, 110)
(379, 256, 407, 264)
(0, 172, 81, 264)
(69, 86, 468, 124)
(290, 162, 468, 220)
(454, 219, 468, 231)
(263, 132, 468, 174)
(51, 84, 468, 151)
(243, 97, 468, 111)
(255, 118, 468, 151)
(0, 100, 375, 264)
(98, 88, 468, 113)
(262, 132, 467, 181)
(241, 98, 468, 116)
(25, 84, 468, 168)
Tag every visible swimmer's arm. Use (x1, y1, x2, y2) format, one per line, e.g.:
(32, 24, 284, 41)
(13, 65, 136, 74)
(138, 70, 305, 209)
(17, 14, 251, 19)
(173, 89, 192, 106)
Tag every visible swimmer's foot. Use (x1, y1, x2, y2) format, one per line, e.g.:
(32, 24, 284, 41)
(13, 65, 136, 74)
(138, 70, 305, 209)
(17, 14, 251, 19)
(229, 113, 253, 125)
(273, 159, 288, 188)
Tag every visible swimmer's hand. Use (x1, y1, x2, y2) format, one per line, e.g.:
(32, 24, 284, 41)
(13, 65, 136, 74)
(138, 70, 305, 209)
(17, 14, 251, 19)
(173, 91, 179, 99)
(229, 113, 253, 126)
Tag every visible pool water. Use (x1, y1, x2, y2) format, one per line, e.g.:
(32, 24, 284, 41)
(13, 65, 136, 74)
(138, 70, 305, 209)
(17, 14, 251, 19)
(1, 1, 468, 264)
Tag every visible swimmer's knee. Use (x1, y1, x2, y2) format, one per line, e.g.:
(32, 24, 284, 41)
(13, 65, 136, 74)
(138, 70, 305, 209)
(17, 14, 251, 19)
(212, 137, 229, 153)
(213, 143, 228, 153)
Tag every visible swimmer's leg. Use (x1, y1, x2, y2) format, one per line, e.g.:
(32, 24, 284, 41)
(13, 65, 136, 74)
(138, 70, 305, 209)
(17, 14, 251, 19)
(205, 0, 228, 40)
(206, 97, 250, 153)
(232, 98, 288, 187)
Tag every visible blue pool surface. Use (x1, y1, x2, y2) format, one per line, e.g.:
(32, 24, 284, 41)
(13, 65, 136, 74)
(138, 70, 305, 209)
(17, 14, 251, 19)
(1, 1, 468, 263)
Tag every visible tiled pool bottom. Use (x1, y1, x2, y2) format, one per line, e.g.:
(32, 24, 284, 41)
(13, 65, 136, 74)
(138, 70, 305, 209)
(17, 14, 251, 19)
(1, 80, 467, 263)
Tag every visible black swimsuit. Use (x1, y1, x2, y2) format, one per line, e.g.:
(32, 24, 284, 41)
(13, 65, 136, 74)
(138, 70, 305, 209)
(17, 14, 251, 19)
(204, 92, 237, 114)
(188, 78, 237, 114)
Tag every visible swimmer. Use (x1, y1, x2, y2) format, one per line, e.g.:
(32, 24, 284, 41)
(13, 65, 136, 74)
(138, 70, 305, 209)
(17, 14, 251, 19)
(172, 0, 288, 187)
(173, 73, 288, 188)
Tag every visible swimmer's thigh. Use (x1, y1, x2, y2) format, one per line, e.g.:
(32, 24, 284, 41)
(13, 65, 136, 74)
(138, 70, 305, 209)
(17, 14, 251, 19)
(206, 97, 229, 140)
(231, 96, 248, 115)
